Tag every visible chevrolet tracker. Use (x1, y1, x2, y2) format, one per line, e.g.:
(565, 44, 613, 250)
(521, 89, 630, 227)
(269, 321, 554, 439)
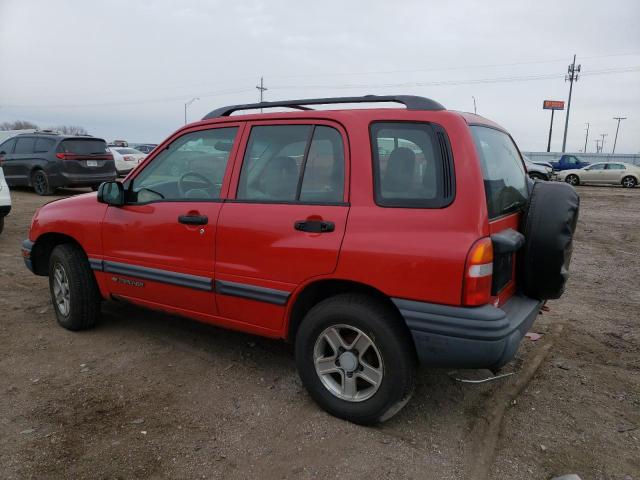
(22, 95, 579, 424)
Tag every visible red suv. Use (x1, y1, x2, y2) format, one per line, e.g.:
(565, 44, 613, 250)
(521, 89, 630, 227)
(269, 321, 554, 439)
(22, 96, 579, 424)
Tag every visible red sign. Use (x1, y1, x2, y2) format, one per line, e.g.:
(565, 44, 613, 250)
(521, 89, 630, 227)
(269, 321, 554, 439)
(543, 100, 565, 110)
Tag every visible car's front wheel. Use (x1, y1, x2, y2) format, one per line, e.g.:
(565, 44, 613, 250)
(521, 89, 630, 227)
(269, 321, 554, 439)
(565, 174, 580, 186)
(295, 294, 416, 425)
(621, 176, 637, 188)
(48, 244, 101, 330)
(528, 172, 547, 181)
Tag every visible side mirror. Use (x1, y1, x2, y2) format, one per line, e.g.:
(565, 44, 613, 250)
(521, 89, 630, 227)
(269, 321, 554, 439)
(97, 181, 124, 206)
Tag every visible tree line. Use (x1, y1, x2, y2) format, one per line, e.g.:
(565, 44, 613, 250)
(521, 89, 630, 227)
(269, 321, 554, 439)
(0, 120, 88, 135)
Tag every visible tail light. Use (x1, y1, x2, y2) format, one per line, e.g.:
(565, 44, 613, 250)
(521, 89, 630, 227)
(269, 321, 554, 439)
(56, 153, 69, 160)
(462, 237, 494, 306)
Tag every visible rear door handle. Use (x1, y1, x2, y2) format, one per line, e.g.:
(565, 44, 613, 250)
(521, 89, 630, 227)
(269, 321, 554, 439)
(294, 220, 335, 233)
(178, 214, 208, 225)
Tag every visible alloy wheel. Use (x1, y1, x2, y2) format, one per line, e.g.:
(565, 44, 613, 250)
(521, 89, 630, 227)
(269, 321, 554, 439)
(52, 263, 71, 316)
(313, 324, 384, 402)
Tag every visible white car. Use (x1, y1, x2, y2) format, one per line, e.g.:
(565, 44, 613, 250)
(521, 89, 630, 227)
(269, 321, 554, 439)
(556, 162, 640, 188)
(523, 155, 552, 181)
(0, 165, 12, 234)
(109, 147, 146, 176)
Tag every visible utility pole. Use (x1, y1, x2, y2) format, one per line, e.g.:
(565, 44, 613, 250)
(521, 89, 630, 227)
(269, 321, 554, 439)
(612, 116, 627, 154)
(583, 122, 590, 153)
(546, 109, 556, 152)
(472, 96, 477, 114)
(256, 76, 267, 112)
(561, 54, 581, 153)
(594, 139, 601, 153)
(184, 97, 199, 125)
(599, 133, 608, 153)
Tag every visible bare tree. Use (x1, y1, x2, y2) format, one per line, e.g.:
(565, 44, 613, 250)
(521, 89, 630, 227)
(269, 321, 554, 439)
(53, 125, 89, 135)
(0, 120, 39, 130)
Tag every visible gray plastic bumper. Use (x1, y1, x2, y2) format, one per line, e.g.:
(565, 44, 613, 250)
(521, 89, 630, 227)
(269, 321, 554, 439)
(393, 295, 542, 369)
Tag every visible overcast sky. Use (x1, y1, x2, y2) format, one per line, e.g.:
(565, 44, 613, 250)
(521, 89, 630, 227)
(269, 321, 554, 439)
(1, 0, 639, 153)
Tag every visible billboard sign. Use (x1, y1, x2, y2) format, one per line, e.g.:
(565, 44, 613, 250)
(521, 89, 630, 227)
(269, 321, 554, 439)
(543, 100, 565, 110)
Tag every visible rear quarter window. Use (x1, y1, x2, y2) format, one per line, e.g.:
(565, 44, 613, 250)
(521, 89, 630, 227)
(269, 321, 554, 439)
(370, 122, 454, 208)
(470, 126, 528, 219)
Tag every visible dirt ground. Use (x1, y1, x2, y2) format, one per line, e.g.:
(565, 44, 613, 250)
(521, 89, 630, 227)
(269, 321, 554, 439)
(0, 185, 638, 480)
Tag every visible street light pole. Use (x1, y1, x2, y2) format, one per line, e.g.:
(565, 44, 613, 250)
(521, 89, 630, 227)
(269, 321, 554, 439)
(184, 97, 199, 125)
(472, 96, 477, 114)
(612, 117, 627, 154)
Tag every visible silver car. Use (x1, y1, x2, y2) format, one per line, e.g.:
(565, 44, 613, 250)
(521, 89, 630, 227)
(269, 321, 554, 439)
(0, 165, 12, 234)
(557, 162, 639, 188)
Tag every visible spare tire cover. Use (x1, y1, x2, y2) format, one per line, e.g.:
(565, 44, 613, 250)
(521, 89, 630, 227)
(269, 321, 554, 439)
(519, 181, 580, 300)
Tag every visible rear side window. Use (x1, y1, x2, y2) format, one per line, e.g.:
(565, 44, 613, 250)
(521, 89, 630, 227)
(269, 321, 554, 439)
(14, 137, 36, 154)
(237, 125, 345, 203)
(370, 122, 454, 208)
(58, 139, 108, 154)
(34, 138, 55, 153)
(470, 126, 528, 219)
(607, 163, 625, 170)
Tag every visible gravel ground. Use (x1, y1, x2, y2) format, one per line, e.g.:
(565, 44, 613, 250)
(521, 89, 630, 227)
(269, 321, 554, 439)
(0, 185, 638, 479)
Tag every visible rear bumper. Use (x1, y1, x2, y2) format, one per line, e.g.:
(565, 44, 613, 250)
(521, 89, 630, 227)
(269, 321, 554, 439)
(393, 294, 542, 369)
(51, 171, 116, 188)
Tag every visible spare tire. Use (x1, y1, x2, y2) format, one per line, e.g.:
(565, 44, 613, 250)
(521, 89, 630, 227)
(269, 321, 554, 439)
(519, 181, 580, 300)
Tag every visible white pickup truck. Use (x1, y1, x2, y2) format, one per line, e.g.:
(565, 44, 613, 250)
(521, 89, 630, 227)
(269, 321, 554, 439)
(0, 165, 11, 234)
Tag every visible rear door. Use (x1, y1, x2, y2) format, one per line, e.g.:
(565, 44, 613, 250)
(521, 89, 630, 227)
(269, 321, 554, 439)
(215, 120, 349, 333)
(604, 163, 626, 183)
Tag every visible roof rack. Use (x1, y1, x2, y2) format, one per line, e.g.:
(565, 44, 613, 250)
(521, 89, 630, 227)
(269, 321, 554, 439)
(202, 94, 445, 119)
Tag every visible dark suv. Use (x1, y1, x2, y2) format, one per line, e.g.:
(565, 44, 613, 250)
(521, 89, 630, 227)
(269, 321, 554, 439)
(0, 132, 116, 195)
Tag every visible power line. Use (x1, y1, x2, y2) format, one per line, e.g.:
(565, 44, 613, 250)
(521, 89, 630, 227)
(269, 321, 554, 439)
(3, 65, 639, 110)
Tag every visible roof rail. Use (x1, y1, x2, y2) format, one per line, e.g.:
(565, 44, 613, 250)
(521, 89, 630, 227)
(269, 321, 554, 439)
(202, 94, 445, 119)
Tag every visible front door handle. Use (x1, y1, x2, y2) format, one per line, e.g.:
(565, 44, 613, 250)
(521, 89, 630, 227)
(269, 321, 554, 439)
(294, 220, 335, 233)
(178, 214, 208, 225)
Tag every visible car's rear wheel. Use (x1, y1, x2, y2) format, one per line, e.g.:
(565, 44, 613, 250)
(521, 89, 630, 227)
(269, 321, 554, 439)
(48, 244, 101, 330)
(565, 174, 579, 186)
(0, 216, 4, 234)
(621, 176, 637, 188)
(295, 294, 416, 425)
(32, 169, 54, 196)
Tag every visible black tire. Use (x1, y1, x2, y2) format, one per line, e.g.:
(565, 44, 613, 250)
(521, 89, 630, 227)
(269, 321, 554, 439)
(565, 174, 579, 186)
(519, 181, 580, 300)
(48, 244, 101, 330)
(621, 176, 637, 188)
(32, 169, 55, 196)
(528, 172, 546, 181)
(295, 293, 416, 425)
(0, 216, 4, 234)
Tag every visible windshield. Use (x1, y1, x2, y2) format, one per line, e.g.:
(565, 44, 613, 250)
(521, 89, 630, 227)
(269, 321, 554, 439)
(471, 126, 528, 218)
